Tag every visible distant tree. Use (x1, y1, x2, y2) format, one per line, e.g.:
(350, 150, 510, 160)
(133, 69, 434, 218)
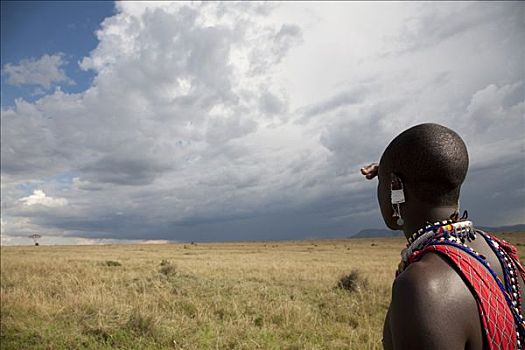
(29, 234, 41, 246)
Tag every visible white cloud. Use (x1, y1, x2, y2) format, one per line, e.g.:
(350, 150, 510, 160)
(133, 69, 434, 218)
(0, 216, 6, 236)
(0, 233, 172, 246)
(2, 53, 74, 89)
(20, 190, 68, 208)
(465, 83, 523, 130)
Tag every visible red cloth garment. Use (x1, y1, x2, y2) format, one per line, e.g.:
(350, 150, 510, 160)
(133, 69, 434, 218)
(408, 241, 519, 350)
(492, 234, 525, 281)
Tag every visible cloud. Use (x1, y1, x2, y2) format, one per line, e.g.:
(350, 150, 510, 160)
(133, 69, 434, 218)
(259, 91, 287, 116)
(385, 2, 524, 55)
(247, 23, 302, 75)
(19, 190, 68, 207)
(465, 83, 523, 129)
(300, 87, 368, 120)
(459, 82, 524, 170)
(2, 53, 74, 89)
(81, 152, 173, 186)
(1, 2, 523, 244)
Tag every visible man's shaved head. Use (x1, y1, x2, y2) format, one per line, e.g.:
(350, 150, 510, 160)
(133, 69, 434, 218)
(379, 123, 469, 206)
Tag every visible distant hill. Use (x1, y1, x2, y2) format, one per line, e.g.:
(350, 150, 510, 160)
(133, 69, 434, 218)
(478, 224, 525, 233)
(351, 224, 525, 238)
(350, 228, 402, 238)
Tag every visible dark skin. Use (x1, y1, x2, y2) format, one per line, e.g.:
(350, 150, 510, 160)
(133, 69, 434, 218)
(360, 163, 525, 350)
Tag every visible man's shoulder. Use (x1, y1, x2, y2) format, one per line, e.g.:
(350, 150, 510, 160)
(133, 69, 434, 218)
(394, 251, 473, 305)
(388, 251, 482, 349)
(395, 251, 460, 294)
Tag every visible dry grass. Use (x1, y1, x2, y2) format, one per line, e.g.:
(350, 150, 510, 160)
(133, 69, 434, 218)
(1, 233, 524, 349)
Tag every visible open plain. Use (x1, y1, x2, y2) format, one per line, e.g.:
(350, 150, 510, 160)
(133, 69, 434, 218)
(2, 233, 525, 349)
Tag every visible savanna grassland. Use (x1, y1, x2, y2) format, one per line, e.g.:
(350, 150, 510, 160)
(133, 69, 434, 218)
(2, 233, 525, 350)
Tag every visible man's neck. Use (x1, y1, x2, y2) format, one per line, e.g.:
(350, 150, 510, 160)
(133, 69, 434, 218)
(401, 205, 459, 241)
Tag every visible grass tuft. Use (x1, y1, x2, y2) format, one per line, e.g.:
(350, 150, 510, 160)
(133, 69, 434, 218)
(336, 269, 369, 293)
(159, 260, 177, 276)
(103, 260, 122, 267)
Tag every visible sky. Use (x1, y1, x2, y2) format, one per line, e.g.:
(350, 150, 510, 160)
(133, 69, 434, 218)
(1, 1, 524, 245)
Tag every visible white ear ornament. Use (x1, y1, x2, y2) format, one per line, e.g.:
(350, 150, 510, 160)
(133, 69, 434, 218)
(391, 174, 405, 226)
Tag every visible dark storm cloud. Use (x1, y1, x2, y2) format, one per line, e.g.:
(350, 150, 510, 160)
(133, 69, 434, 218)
(81, 154, 172, 186)
(462, 159, 525, 226)
(27, 186, 378, 242)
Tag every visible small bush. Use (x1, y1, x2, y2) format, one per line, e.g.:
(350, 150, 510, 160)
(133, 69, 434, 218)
(104, 260, 122, 267)
(159, 260, 176, 276)
(336, 269, 368, 293)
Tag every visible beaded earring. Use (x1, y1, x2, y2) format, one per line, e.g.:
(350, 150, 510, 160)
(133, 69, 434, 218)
(391, 173, 405, 226)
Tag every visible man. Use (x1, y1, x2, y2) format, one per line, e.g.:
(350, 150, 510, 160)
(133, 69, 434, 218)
(361, 123, 525, 350)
